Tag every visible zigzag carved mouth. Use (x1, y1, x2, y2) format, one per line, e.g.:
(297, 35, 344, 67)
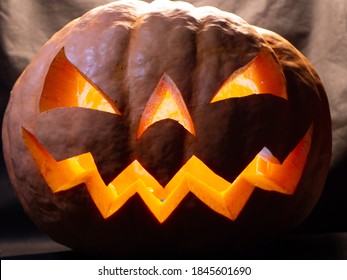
(22, 126, 311, 223)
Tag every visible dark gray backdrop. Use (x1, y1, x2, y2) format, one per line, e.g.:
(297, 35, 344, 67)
(1, 0, 346, 258)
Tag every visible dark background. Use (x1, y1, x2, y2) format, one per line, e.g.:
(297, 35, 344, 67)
(1, 0, 346, 259)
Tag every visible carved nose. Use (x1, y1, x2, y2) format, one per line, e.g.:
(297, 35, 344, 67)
(136, 73, 195, 139)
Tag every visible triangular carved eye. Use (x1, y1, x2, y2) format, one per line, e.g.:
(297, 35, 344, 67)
(40, 48, 120, 115)
(210, 48, 287, 103)
(137, 73, 195, 139)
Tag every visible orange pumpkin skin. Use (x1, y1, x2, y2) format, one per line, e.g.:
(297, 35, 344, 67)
(2, 0, 331, 256)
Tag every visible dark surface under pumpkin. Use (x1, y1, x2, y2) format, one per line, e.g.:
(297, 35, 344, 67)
(0, 0, 340, 258)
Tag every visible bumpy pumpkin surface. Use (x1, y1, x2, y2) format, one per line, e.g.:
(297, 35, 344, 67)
(2, 0, 331, 255)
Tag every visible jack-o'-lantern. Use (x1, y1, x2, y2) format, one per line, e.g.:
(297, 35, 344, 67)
(2, 0, 331, 256)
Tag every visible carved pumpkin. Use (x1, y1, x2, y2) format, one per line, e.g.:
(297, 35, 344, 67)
(2, 0, 331, 255)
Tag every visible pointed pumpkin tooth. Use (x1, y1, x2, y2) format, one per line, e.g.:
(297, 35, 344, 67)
(258, 147, 280, 164)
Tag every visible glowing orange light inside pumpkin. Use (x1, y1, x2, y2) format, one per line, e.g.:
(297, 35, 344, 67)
(137, 73, 195, 139)
(211, 48, 287, 102)
(22, 126, 311, 222)
(40, 48, 120, 115)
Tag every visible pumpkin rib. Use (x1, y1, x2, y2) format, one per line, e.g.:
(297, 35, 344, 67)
(120, 11, 139, 155)
(126, 8, 201, 174)
(254, 26, 332, 224)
